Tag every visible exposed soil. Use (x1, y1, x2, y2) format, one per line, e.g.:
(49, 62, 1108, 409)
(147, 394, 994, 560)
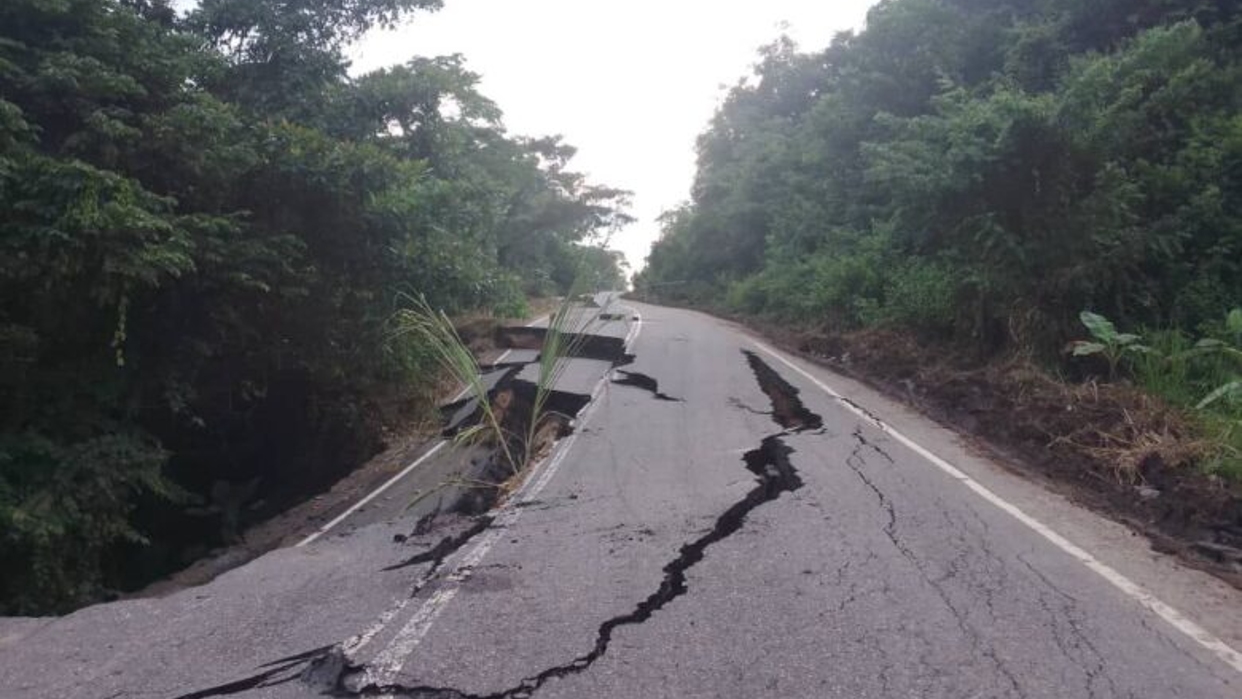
(749, 319, 1242, 587)
(454, 297, 562, 355)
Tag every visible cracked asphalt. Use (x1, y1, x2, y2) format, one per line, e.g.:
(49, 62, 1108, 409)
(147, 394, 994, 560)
(2, 299, 1241, 698)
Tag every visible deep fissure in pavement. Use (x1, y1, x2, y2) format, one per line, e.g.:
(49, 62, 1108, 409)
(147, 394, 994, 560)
(171, 645, 337, 699)
(494, 327, 628, 363)
(742, 351, 823, 432)
(441, 376, 591, 443)
(177, 350, 825, 699)
(436, 369, 598, 516)
(334, 435, 807, 699)
(611, 369, 682, 401)
(332, 351, 826, 699)
(174, 325, 624, 698)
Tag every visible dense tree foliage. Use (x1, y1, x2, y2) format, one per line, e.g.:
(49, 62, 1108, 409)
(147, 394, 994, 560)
(0, 0, 627, 613)
(638, 0, 1242, 354)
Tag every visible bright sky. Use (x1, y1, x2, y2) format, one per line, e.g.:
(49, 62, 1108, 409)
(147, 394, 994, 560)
(349, 0, 877, 272)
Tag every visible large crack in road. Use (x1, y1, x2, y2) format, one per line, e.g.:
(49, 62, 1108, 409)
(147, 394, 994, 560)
(173, 322, 629, 699)
(384, 517, 496, 572)
(174, 347, 826, 699)
(328, 350, 826, 699)
(742, 350, 823, 433)
(610, 369, 682, 401)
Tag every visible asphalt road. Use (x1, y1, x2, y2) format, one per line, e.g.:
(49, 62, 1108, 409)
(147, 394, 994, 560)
(3, 299, 1242, 698)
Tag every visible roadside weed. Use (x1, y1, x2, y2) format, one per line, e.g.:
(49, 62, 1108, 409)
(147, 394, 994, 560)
(524, 292, 612, 466)
(1095, 309, 1242, 481)
(391, 294, 519, 473)
(1070, 311, 1154, 380)
(391, 289, 617, 509)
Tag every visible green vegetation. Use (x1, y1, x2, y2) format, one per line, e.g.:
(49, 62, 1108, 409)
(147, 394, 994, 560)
(1071, 311, 1153, 380)
(0, 0, 627, 614)
(638, 0, 1242, 473)
(1095, 309, 1242, 479)
(392, 294, 522, 473)
(523, 293, 609, 466)
(394, 289, 608, 474)
(393, 289, 608, 513)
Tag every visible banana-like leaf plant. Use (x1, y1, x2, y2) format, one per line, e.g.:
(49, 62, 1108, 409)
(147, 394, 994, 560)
(1192, 308, 1242, 409)
(1070, 311, 1153, 379)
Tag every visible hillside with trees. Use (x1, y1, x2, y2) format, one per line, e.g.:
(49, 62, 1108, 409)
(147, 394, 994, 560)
(0, 0, 628, 613)
(638, 0, 1242, 562)
(641, 0, 1240, 341)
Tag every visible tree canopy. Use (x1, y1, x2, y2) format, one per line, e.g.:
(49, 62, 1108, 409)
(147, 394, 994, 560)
(0, 0, 628, 613)
(638, 0, 1242, 353)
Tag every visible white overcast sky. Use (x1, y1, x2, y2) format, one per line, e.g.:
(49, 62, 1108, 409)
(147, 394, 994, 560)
(349, 0, 877, 271)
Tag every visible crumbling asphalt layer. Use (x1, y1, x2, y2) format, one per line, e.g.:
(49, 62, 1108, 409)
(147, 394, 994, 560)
(169, 512, 504, 699)
(169, 307, 644, 698)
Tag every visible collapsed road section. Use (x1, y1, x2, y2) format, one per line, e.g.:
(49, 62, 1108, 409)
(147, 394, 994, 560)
(19, 302, 1242, 699)
(172, 346, 827, 699)
(173, 309, 644, 698)
(318, 351, 827, 699)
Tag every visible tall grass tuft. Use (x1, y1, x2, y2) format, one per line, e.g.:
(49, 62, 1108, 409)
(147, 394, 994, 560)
(523, 292, 612, 465)
(390, 293, 520, 473)
(1127, 312, 1242, 481)
(391, 290, 616, 479)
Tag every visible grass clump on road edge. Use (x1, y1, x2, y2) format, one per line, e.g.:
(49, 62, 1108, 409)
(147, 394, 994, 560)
(391, 290, 613, 506)
(522, 293, 611, 467)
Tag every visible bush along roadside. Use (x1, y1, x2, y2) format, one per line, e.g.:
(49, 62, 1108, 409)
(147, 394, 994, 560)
(756, 313, 1242, 586)
(1072, 309, 1242, 483)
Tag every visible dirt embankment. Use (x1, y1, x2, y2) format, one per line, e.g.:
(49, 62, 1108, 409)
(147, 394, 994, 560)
(749, 320, 1242, 587)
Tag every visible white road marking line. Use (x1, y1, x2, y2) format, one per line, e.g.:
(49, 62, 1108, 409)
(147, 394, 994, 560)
(295, 441, 448, 548)
(364, 309, 643, 683)
(751, 340, 1242, 675)
(341, 592, 416, 656)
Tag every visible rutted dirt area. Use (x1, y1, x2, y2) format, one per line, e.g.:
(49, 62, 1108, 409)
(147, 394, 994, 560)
(752, 321, 1242, 587)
